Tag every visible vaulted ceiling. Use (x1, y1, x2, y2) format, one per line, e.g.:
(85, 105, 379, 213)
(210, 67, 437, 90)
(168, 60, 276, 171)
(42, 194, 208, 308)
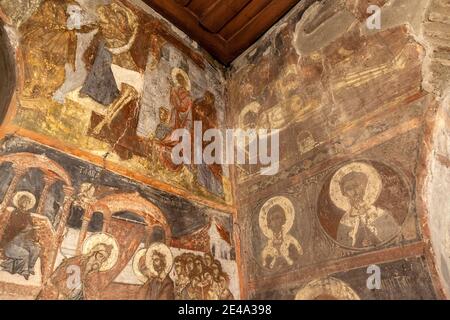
(143, 0, 302, 65)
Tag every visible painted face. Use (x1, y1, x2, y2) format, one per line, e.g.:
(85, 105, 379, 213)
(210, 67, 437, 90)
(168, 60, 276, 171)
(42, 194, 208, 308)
(219, 276, 227, 289)
(86, 248, 109, 273)
(194, 259, 203, 274)
(174, 261, 183, 276)
(204, 254, 212, 267)
(17, 196, 31, 211)
(340, 172, 368, 208)
(152, 253, 165, 274)
(212, 263, 220, 277)
(177, 74, 187, 89)
(267, 207, 286, 234)
(203, 272, 212, 284)
(66, 5, 83, 30)
(186, 258, 194, 272)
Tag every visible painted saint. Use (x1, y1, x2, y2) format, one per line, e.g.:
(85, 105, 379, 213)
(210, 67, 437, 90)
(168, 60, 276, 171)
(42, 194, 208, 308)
(0, 192, 41, 280)
(330, 162, 401, 248)
(259, 196, 303, 269)
(37, 233, 119, 300)
(192, 91, 224, 196)
(134, 243, 175, 300)
(159, 68, 194, 171)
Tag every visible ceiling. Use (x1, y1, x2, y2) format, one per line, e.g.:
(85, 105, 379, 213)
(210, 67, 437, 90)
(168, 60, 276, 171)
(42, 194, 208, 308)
(143, 0, 302, 65)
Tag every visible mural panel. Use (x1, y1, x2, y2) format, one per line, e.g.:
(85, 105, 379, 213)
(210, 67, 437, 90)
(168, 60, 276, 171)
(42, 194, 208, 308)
(318, 161, 410, 249)
(0, 0, 231, 205)
(0, 136, 239, 300)
(228, 0, 438, 298)
(254, 257, 437, 300)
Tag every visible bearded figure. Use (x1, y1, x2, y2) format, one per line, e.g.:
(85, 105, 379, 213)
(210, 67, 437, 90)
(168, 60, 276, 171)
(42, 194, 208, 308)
(37, 234, 118, 300)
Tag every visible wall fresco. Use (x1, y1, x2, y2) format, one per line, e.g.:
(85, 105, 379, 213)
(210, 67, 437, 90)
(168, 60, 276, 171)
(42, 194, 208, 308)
(229, 0, 442, 298)
(0, 0, 231, 205)
(0, 136, 239, 300)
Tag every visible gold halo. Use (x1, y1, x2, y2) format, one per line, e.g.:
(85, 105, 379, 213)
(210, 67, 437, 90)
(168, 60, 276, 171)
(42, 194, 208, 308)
(295, 277, 361, 300)
(171, 68, 191, 91)
(145, 243, 173, 278)
(82, 233, 119, 272)
(330, 162, 382, 212)
(258, 196, 295, 239)
(12, 191, 36, 211)
(132, 248, 148, 283)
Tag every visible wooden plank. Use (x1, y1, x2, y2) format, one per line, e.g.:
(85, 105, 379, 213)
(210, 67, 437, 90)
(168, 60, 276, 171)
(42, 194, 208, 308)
(199, 0, 253, 33)
(187, 0, 220, 17)
(219, 0, 272, 40)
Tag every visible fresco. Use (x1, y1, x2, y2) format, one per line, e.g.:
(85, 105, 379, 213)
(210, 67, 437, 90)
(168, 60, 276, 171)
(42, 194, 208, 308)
(254, 257, 437, 300)
(0, 136, 239, 300)
(0, 0, 231, 204)
(0, 21, 15, 124)
(258, 196, 303, 270)
(228, 0, 442, 298)
(318, 161, 410, 249)
(295, 277, 361, 300)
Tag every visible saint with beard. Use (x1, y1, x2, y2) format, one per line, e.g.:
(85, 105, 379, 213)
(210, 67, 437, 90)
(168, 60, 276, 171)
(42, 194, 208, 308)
(37, 234, 118, 300)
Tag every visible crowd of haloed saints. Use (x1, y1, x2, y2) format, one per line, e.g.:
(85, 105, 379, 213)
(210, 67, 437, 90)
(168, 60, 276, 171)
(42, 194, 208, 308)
(0, 191, 234, 300)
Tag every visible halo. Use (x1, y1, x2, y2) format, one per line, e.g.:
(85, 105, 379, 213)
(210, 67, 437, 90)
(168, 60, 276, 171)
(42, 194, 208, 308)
(82, 233, 119, 272)
(132, 248, 148, 283)
(145, 242, 173, 278)
(295, 277, 361, 300)
(329, 162, 382, 212)
(12, 191, 36, 211)
(171, 68, 191, 91)
(258, 196, 295, 238)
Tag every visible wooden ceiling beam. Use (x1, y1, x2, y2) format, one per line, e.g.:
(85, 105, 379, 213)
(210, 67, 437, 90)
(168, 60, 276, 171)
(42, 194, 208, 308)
(143, 0, 303, 65)
(199, 0, 252, 33)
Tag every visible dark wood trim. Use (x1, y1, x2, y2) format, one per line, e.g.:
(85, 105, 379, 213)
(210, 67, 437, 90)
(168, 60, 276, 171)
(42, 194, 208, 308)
(144, 0, 302, 65)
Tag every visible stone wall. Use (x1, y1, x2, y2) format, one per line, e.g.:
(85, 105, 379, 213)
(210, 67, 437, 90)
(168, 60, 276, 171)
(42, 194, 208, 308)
(420, 0, 450, 299)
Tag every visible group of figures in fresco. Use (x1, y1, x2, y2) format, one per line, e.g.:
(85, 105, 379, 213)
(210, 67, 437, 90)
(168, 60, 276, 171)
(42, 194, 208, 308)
(0, 0, 226, 199)
(0, 144, 236, 300)
(171, 253, 234, 300)
(256, 161, 409, 270)
(0, 192, 235, 300)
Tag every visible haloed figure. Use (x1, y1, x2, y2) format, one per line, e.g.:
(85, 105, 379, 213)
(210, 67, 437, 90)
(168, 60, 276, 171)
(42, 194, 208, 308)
(260, 201, 303, 270)
(37, 242, 114, 300)
(139, 245, 175, 300)
(340, 172, 367, 211)
(1, 192, 40, 280)
(335, 167, 400, 248)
